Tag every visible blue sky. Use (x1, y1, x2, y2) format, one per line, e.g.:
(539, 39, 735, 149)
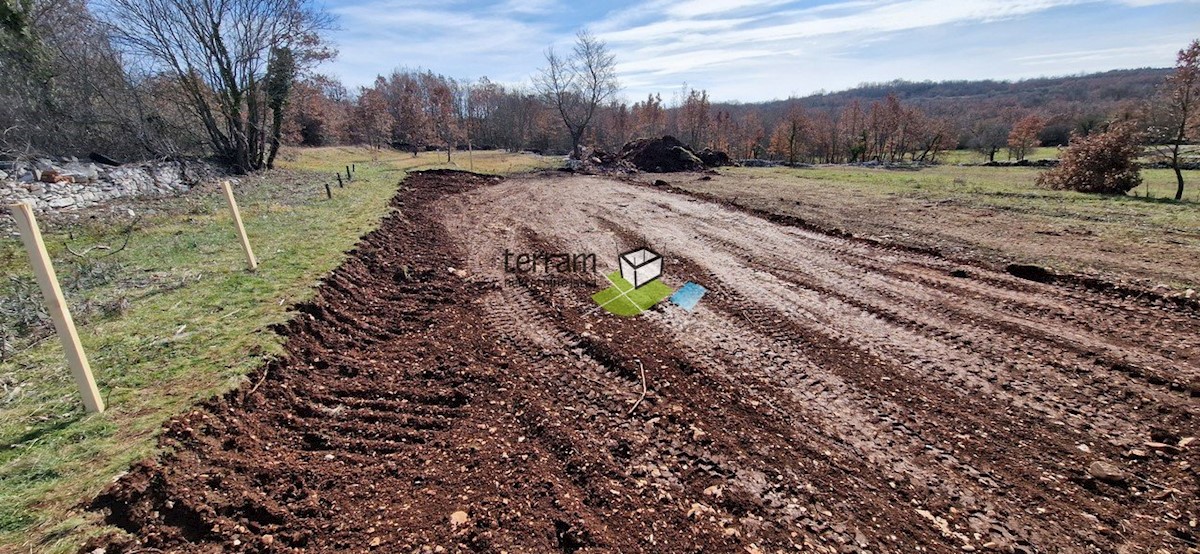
(319, 0, 1200, 103)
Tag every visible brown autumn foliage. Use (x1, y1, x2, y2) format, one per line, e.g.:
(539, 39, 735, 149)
(1036, 123, 1143, 194)
(1007, 114, 1045, 161)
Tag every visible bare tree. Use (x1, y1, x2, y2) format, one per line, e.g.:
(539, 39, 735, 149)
(534, 30, 618, 159)
(98, 0, 333, 172)
(0, 0, 188, 159)
(1147, 38, 1199, 200)
(969, 120, 1009, 162)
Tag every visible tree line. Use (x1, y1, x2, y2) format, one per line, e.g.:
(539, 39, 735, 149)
(0, 0, 1195, 193)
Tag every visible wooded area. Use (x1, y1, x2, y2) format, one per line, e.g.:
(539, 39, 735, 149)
(0, 0, 1195, 174)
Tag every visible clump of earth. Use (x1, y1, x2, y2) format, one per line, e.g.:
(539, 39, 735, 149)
(575, 136, 734, 174)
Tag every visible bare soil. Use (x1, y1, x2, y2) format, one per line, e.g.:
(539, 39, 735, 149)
(88, 171, 1199, 553)
(666, 168, 1200, 292)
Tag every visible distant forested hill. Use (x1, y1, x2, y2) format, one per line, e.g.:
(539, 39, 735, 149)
(715, 68, 1170, 146)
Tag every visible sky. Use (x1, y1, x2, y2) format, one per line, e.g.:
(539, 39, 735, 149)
(319, 0, 1200, 103)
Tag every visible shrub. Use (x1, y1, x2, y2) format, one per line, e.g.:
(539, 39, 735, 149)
(1036, 123, 1143, 194)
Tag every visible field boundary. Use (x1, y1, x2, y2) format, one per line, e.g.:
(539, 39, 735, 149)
(621, 172, 1200, 314)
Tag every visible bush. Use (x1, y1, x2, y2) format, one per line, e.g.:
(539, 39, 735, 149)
(1036, 124, 1143, 194)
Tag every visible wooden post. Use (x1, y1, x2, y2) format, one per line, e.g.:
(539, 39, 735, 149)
(351, 163, 356, 173)
(220, 180, 258, 271)
(7, 202, 105, 413)
(324, 182, 332, 199)
(337, 174, 343, 188)
(345, 166, 352, 182)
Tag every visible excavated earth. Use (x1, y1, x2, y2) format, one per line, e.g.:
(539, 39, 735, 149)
(89, 170, 1199, 553)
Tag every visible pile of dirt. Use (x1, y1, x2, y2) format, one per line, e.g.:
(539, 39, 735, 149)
(695, 148, 733, 168)
(572, 137, 735, 174)
(618, 136, 705, 172)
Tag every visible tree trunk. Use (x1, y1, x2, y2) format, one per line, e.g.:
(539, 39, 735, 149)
(1175, 165, 1185, 201)
(570, 128, 584, 160)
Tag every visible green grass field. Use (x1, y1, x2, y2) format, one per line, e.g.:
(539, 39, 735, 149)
(755, 164, 1200, 202)
(0, 147, 552, 553)
(937, 147, 1063, 165)
(937, 145, 1200, 166)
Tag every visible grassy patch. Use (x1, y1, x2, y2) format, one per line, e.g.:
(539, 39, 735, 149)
(938, 147, 1062, 165)
(0, 147, 552, 552)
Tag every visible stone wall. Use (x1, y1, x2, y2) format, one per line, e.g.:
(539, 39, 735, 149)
(0, 157, 222, 211)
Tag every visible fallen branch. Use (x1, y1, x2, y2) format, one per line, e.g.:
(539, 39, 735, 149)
(64, 214, 141, 259)
(626, 359, 647, 416)
(249, 367, 270, 396)
(1133, 473, 1168, 490)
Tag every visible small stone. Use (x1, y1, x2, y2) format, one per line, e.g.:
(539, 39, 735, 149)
(1145, 441, 1181, 454)
(450, 510, 468, 528)
(369, 537, 381, 547)
(323, 454, 335, 461)
(687, 502, 713, 519)
(262, 535, 274, 545)
(1076, 444, 1090, 453)
(1088, 461, 1128, 483)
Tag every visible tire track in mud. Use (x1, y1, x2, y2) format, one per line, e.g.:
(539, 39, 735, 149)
(444, 174, 1198, 553)
(703, 226, 1200, 397)
(89, 171, 1199, 554)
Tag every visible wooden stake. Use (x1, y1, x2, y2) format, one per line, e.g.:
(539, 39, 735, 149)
(324, 182, 332, 199)
(7, 202, 105, 413)
(351, 163, 356, 173)
(220, 180, 258, 271)
(345, 166, 352, 181)
(337, 174, 343, 188)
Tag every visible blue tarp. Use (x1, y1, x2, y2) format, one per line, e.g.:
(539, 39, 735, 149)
(669, 282, 707, 312)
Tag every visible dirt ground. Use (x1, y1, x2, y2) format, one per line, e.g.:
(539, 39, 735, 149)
(88, 170, 1198, 553)
(668, 167, 1200, 292)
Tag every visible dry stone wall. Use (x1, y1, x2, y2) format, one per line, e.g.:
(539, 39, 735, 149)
(0, 158, 221, 212)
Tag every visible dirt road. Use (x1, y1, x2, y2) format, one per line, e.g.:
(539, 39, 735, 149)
(92, 171, 1199, 553)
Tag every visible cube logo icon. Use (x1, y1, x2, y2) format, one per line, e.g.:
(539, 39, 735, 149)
(619, 248, 662, 288)
(592, 246, 703, 317)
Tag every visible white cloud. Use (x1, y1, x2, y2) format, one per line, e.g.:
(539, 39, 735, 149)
(325, 0, 555, 87)
(321, 0, 1200, 101)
